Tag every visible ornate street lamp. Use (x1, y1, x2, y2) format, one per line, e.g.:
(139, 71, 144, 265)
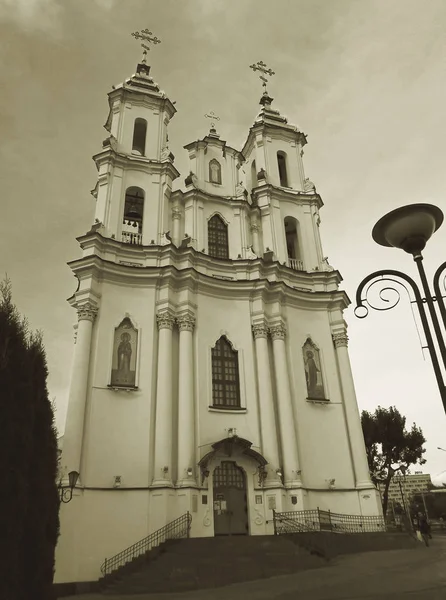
(58, 470, 79, 504)
(355, 203, 446, 413)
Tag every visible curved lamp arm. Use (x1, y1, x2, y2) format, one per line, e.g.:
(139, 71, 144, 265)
(433, 260, 446, 331)
(355, 269, 446, 411)
(355, 269, 424, 317)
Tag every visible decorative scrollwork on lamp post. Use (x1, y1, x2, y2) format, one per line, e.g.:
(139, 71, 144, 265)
(58, 470, 79, 504)
(355, 203, 446, 413)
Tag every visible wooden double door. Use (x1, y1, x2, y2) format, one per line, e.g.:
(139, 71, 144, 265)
(213, 461, 249, 536)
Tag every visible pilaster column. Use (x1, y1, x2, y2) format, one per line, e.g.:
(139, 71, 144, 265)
(250, 222, 260, 256)
(252, 322, 280, 486)
(61, 302, 98, 476)
(270, 322, 301, 487)
(259, 207, 274, 255)
(332, 331, 372, 488)
(177, 313, 196, 486)
(172, 207, 182, 247)
(152, 311, 175, 487)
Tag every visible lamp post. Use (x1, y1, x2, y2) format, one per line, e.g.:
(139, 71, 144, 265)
(58, 470, 79, 504)
(355, 204, 446, 413)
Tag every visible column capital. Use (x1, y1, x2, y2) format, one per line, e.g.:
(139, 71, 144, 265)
(270, 322, 287, 340)
(156, 312, 175, 330)
(77, 302, 98, 322)
(172, 207, 182, 220)
(177, 313, 196, 332)
(250, 222, 260, 233)
(252, 322, 268, 339)
(332, 332, 349, 348)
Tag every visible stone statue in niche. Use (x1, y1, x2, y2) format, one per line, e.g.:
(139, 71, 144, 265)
(303, 338, 325, 399)
(111, 317, 138, 387)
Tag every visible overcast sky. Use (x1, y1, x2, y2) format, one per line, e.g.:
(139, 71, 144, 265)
(1, 0, 446, 484)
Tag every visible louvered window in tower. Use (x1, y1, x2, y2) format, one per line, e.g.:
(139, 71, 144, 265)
(208, 214, 229, 259)
(211, 336, 241, 408)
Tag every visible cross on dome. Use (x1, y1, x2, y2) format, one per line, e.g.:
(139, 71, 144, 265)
(131, 28, 161, 64)
(249, 60, 275, 93)
(204, 111, 221, 134)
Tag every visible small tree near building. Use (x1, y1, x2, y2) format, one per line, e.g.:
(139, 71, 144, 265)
(361, 406, 426, 517)
(0, 280, 59, 600)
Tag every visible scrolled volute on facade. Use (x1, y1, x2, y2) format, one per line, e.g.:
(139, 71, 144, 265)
(269, 322, 287, 340)
(332, 332, 349, 348)
(176, 313, 196, 332)
(77, 302, 99, 322)
(156, 312, 175, 330)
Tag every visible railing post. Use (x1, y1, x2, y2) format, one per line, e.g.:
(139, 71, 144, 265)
(104, 558, 107, 576)
(328, 509, 332, 532)
(272, 509, 277, 535)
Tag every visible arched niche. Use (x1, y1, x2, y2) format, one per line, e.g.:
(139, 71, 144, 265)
(277, 151, 289, 187)
(302, 337, 326, 400)
(209, 158, 222, 184)
(132, 118, 147, 155)
(110, 316, 138, 387)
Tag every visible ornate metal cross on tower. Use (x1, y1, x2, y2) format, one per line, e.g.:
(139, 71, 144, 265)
(204, 111, 220, 130)
(131, 29, 161, 64)
(249, 60, 275, 93)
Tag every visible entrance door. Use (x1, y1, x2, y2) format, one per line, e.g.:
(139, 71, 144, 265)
(213, 461, 249, 536)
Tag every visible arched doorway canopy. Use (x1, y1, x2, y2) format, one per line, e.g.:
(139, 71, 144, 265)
(198, 435, 267, 484)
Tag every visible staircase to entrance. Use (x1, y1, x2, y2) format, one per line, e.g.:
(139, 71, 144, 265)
(100, 534, 326, 595)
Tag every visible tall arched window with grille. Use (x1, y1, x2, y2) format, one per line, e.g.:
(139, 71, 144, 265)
(208, 214, 229, 259)
(211, 336, 241, 408)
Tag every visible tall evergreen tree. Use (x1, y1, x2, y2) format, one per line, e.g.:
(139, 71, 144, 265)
(0, 280, 59, 600)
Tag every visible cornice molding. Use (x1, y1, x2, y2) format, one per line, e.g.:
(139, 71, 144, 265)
(92, 148, 180, 180)
(68, 254, 348, 313)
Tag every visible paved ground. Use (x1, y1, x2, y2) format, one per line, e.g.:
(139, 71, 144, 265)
(66, 536, 446, 600)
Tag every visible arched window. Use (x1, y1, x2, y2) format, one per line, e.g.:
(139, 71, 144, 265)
(132, 118, 147, 155)
(208, 214, 229, 259)
(209, 159, 222, 184)
(251, 160, 257, 188)
(211, 336, 241, 408)
(122, 187, 144, 244)
(284, 216, 303, 270)
(277, 151, 288, 187)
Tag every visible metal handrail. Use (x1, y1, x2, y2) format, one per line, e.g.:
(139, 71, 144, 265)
(100, 512, 192, 576)
(273, 509, 386, 535)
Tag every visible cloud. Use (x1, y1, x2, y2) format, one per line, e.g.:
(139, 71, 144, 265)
(0, 0, 61, 32)
(0, 0, 114, 34)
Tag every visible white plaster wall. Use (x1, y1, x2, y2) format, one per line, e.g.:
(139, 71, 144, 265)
(287, 307, 356, 490)
(193, 144, 240, 197)
(80, 283, 158, 488)
(120, 102, 168, 159)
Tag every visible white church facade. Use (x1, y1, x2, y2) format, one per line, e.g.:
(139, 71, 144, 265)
(55, 54, 382, 584)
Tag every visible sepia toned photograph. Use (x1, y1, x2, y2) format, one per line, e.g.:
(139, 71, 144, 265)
(1, 1, 446, 598)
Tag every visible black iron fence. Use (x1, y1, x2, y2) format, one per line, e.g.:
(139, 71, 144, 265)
(100, 512, 192, 576)
(273, 509, 386, 535)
